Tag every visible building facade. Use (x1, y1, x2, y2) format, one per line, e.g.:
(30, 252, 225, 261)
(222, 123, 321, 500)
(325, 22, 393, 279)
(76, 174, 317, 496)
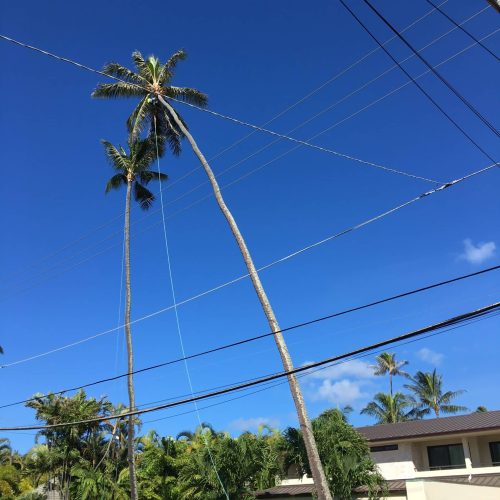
(256, 410, 500, 499)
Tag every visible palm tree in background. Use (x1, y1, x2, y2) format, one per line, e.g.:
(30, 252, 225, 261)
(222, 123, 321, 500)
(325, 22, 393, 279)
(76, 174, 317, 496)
(92, 50, 332, 500)
(361, 392, 415, 424)
(404, 369, 467, 417)
(372, 352, 409, 395)
(103, 136, 167, 500)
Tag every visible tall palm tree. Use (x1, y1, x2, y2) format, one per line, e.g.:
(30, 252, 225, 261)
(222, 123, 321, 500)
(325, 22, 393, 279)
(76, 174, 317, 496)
(371, 352, 409, 395)
(102, 136, 167, 499)
(361, 392, 415, 424)
(405, 369, 467, 418)
(92, 51, 332, 500)
(92, 51, 207, 148)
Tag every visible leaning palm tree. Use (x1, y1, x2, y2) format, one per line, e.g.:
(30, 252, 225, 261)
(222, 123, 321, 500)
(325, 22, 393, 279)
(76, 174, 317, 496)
(404, 369, 467, 417)
(361, 392, 415, 424)
(92, 51, 332, 499)
(92, 51, 207, 150)
(102, 136, 167, 499)
(371, 352, 409, 395)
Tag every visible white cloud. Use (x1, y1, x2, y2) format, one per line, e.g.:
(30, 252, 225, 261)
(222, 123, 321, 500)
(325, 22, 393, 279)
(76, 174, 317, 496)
(311, 379, 368, 405)
(302, 359, 374, 380)
(229, 416, 280, 432)
(302, 360, 374, 406)
(459, 239, 496, 264)
(417, 347, 444, 366)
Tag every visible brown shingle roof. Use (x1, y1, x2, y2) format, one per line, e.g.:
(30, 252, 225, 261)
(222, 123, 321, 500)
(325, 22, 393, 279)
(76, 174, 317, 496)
(434, 474, 500, 487)
(255, 480, 406, 497)
(255, 484, 315, 497)
(356, 410, 500, 442)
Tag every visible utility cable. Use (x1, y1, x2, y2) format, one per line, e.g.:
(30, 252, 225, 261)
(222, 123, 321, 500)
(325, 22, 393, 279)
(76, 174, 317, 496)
(0, 3, 450, 285)
(141, 306, 500, 424)
(0, 34, 443, 184)
(1, 302, 498, 431)
(3, 21, 495, 303)
(1, 159, 497, 369)
(338, 0, 498, 165)
(360, 0, 500, 140)
(1, 263, 498, 409)
(423, 0, 499, 61)
(153, 117, 229, 499)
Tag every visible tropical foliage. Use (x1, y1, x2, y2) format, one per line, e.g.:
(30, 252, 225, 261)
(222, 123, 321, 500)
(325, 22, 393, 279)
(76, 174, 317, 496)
(92, 50, 207, 148)
(362, 354, 468, 424)
(2, 392, 387, 499)
(371, 352, 409, 395)
(361, 392, 415, 424)
(404, 369, 467, 417)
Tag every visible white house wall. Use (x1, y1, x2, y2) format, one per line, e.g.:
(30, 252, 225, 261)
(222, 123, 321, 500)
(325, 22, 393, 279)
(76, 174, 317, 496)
(370, 442, 415, 480)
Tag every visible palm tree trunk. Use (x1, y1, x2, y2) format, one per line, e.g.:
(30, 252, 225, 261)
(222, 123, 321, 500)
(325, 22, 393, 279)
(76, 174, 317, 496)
(390, 373, 393, 396)
(124, 178, 138, 500)
(158, 95, 332, 500)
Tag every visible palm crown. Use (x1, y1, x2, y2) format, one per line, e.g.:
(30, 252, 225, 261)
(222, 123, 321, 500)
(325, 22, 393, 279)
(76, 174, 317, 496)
(103, 136, 167, 209)
(361, 392, 414, 424)
(372, 352, 409, 395)
(92, 50, 208, 154)
(404, 369, 467, 417)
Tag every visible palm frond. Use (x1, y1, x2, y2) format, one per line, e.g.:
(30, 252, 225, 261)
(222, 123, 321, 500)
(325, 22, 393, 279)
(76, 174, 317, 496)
(440, 404, 468, 415)
(101, 140, 130, 172)
(139, 171, 168, 185)
(131, 51, 150, 80)
(127, 95, 152, 137)
(164, 86, 208, 107)
(92, 82, 145, 99)
(134, 182, 154, 210)
(105, 174, 128, 193)
(100, 62, 146, 85)
(158, 49, 187, 84)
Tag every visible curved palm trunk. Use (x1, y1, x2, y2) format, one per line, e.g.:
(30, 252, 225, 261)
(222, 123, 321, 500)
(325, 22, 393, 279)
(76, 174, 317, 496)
(124, 179, 138, 499)
(158, 96, 332, 500)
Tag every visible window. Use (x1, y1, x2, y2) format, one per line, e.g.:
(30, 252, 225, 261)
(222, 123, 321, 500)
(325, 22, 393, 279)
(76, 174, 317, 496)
(489, 441, 500, 466)
(427, 444, 465, 470)
(370, 444, 398, 452)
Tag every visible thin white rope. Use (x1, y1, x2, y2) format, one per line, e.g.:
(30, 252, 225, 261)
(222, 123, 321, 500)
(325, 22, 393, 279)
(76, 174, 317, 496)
(152, 116, 230, 499)
(2, 160, 497, 369)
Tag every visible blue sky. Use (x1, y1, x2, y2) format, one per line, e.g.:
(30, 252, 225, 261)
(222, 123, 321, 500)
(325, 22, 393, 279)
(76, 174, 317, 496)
(0, 0, 499, 451)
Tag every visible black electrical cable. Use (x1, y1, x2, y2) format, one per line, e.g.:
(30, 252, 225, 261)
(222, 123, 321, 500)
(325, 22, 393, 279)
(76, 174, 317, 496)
(1, 301, 498, 431)
(338, 0, 498, 164)
(423, 0, 499, 61)
(1, 264, 498, 410)
(360, 0, 500, 139)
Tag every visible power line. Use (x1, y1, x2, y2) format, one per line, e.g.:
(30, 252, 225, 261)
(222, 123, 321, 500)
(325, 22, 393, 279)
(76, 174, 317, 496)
(1, 14, 491, 297)
(140, 307, 500, 424)
(2, 159, 497, 368)
(152, 119, 230, 499)
(338, 0, 498, 165)
(360, 0, 500, 141)
(7, 23, 497, 302)
(1, 264, 498, 409)
(0, 4, 447, 285)
(422, 0, 499, 61)
(0, 34, 442, 185)
(2, 302, 498, 431)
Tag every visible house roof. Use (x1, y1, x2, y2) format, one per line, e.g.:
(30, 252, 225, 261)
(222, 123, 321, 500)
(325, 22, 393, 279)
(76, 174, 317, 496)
(255, 475, 500, 497)
(255, 484, 315, 497)
(356, 410, 500, 443)
(255, 480, 406, 497)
